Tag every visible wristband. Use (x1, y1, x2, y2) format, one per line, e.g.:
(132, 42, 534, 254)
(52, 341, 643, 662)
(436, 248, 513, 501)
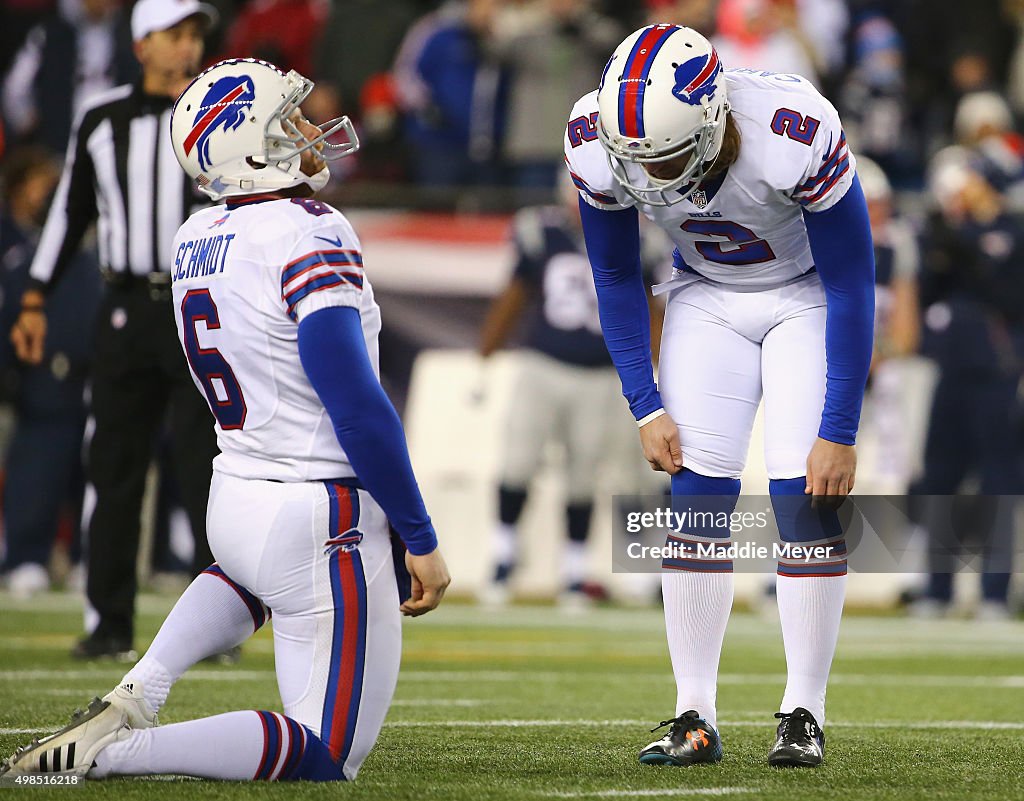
(636, 408, 666, 428)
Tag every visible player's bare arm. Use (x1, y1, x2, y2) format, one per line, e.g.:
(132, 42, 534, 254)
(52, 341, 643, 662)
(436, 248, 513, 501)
(479, 278, 529, 358)
(10, 288, 47, 364)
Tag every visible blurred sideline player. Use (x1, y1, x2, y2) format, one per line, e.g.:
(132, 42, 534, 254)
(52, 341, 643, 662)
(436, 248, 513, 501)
(2, 58, 449, 782)
(858, 155, 921, 494)
(477, 175, 664, 609)
(565, 26, 874, 767)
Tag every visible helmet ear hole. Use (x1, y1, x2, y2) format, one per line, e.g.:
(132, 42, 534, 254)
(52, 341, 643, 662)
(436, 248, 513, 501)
(245, 157, 268, 170)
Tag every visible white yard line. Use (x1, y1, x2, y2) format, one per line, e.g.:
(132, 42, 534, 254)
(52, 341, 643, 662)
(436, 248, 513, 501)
(382, 719, 1024, 730)
(2, 669, 1023, 689)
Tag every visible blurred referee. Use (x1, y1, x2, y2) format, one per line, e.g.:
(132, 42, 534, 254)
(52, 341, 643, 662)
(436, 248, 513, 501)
(10, 0, 219, 660)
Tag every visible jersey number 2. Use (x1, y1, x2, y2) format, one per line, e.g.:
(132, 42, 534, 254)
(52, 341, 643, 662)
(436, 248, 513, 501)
(182, 289, 247, 430)
(680, 220, 776, 265)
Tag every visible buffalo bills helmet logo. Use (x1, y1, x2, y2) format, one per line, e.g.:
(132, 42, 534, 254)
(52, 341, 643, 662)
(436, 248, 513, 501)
(671, 52, 721, 106)
(183, 75, 257, 171)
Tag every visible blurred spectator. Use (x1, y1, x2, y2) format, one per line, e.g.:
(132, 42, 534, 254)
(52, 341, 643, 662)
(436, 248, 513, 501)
(901, 0, 1017, 161)
(0, 0, 58, 77)
(219, 0, 327, 77)
(393, 0, 507, 188)
(838, 12, 916, 187)
(953, 90, 1024, 203)
(491, 0, 621, 193)
(2, 0, 136, 155)
(0, 146, 101, 599)
(911, 147, 1024, 620)
(645, 0, 716, 34)
(712, 0, 846, 87)
(314, 0, 418, 117)
(858, 156, 921, 492)
(309, 0, 420, 182)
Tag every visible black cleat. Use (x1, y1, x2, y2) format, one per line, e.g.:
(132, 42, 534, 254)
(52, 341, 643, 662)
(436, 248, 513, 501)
(70, 632, 137, 662)
(767, 707, 825, 767)
(639, 710, 723, 766)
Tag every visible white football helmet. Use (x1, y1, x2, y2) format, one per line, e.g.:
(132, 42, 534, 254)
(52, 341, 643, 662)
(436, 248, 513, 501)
(171, 58, 359, 200)
(596, 25, 730, 207)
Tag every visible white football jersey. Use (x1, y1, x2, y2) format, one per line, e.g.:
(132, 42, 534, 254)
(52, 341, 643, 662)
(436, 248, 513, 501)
(171, 196, 381, 482)
(564, 69, 857, 287)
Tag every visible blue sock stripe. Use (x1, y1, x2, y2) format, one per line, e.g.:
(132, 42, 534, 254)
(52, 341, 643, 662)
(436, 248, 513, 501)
(277, 717, 305, 780)
(777, 561, 848, 578)
(255, 711, 282, 780)
(662, 558, 735, 572)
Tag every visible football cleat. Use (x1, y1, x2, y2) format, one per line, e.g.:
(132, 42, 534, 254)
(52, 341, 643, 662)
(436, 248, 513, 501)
(639, 710, 723, 766)
(767, 707, 825, 768)
(0, 681, 156, 777)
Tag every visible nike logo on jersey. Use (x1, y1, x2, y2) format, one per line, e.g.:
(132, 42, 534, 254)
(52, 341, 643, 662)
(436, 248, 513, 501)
(315, 235, 345, 248)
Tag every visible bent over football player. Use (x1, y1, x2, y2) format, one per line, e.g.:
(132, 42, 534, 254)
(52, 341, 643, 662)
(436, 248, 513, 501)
(564, 26, 873, 767)
(2, 58, 450, 782)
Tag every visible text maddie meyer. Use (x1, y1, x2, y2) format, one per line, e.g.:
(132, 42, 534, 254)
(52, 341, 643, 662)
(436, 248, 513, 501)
(626, 541, 838, 564)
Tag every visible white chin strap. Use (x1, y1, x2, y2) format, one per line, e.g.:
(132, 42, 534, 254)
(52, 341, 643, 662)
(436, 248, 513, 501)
(302, 164, 330, 193)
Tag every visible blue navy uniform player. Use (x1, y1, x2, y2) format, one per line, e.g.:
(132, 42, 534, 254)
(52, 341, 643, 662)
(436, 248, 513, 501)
(2, 59, 450, 782)
(478, 178, 664, 607)
(564, 26, 874, 767)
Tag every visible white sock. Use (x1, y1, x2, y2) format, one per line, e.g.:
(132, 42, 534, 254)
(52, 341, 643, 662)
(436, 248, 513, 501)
(661, 570, 734, 730)
(93, 711, 302, 780)
(563, 541, 587, 587)
(776, 574, 847, 727)
(493, 522, 517, 570)
(121, 570, 267, 712)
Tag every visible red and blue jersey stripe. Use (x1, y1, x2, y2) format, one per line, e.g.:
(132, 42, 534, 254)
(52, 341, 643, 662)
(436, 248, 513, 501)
(617, 25, 681, 139)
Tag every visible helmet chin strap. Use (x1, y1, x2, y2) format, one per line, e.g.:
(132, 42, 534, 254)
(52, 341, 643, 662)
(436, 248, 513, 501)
(303, 164, 330, 193)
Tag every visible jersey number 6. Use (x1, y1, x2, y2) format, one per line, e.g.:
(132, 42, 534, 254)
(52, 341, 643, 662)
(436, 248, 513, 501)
(182, 289, 247, 430)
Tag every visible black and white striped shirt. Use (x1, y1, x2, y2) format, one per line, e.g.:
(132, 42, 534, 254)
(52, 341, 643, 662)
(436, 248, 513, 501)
(29, 80, 205, 291)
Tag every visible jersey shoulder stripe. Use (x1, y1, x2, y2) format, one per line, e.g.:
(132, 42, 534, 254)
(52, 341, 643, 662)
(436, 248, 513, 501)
(565, 158, 618, 206)
(282, 248, 363, 285)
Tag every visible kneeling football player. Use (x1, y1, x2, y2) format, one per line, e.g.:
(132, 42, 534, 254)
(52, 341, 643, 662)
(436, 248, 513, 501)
(1, 58, 450, 782)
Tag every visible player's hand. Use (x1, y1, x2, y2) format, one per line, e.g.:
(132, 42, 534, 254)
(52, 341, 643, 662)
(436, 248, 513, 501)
(805, 437, 856, 506)
(10, 292, 47, 365)
(639, 412, 683, 475)
(401, 547, 451, 617)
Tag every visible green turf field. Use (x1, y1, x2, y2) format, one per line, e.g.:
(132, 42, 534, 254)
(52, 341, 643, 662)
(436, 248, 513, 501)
(1, 592, 1022, 799)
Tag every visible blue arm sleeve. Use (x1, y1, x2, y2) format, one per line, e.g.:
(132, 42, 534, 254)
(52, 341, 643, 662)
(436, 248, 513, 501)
(803, 175, 876, 445)
(297, 306, 437, 555)
(578, 198, 662, 419)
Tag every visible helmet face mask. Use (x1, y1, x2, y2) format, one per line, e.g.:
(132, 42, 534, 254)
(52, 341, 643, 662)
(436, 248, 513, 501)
(596, 25, 730, 208)
(171, 58, 359, 201)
